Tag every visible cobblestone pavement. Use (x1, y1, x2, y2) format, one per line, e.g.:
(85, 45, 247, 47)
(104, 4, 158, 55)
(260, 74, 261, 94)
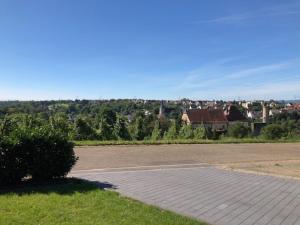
(72, 167, 300, 225)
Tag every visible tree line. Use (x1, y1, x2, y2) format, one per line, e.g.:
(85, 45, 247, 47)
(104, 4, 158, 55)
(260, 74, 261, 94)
(0, 100, 300, 141)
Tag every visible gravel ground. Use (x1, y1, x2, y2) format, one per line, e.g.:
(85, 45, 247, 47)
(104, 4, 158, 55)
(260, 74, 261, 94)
(73, 143, 300, 173)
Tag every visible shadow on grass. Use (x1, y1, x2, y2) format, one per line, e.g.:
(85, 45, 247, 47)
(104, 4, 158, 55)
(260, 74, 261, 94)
(0, 178, 117, 196)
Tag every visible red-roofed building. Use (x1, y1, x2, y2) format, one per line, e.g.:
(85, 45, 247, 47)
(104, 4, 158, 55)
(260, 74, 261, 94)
(182, 108, 228, 132)
(285, 103, 300, 112)
(224, 105, 249, 127)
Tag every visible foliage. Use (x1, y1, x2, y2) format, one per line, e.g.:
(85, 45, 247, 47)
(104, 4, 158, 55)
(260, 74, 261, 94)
(1, 100, 300, 143)
(0, 136, 27, 185)
(19, 127, 77, 181)
(228, 123, 250, 138)
(49, 113, 73, 139)
(151, 120, 161, 140)
(163, 120, 177, 140)
(99, 107, 117, 127)
(281, 119, 300, 137)
(204, 128, 221, 140)
(193, 126, 206, 139)
(74, 117, 97, 140)
(179, 124, 194, 139)
(98, 117, 115, 140)
(113, 116, 131, 140)
(131, 116, 145, 140)
(261, 124, 286, 140)
(0, 118, 77, 185)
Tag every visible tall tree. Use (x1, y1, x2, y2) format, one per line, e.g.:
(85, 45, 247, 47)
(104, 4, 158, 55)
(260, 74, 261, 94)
(74, 117, 97, 140)
(163, 120, 177, 140)
(179, 124, 194, 139)
(131, 116, 145, 140)
(113, 116, 131, 140)
(99, 117, 115, 140)
(151, 120, 161, 140)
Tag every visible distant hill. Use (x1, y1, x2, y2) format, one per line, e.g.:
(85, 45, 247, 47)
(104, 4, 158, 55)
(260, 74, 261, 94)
(284, 100, 300, 103)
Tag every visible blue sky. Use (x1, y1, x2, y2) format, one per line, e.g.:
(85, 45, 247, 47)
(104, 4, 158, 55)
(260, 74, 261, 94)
(0, 0, 300, 100)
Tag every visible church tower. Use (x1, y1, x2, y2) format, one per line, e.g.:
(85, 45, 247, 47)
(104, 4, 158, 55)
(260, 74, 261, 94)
(262, 102, 270, 123)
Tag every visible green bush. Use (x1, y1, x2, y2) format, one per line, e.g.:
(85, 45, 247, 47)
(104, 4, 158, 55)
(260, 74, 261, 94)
(193, 126, 206, 139)
(151, 121, 161, 140)
(179, 125, 194, 139)
(261, 124, 286, 140)
(228, 123, 250, 138)
(163, 120, 178, 140)
(0, 126, 77, 185)
(0, 137, 27, 185)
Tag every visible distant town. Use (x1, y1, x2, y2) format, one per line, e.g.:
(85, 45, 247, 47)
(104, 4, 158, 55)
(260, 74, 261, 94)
(1, 99, 300, 142)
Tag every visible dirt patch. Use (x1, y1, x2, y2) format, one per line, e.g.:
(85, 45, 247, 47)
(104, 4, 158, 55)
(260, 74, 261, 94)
(221, 160, 300, 179)
(74, 143, 300, 178)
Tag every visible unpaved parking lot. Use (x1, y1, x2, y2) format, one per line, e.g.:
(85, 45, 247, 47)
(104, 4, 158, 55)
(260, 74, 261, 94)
(74, 143, 300, 178)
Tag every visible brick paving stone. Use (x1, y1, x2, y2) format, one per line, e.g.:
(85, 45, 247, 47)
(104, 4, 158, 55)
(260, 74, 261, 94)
(72, 167, 300, 225)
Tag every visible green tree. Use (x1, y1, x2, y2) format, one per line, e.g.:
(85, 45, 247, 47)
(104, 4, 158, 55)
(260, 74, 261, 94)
(131, 116, 145, 140)
(261, 124, 286, 140)
(99, 107, 117, 127)
(193, 126, 206, 139)
(74, 117, 97, 140)
(49, 113, 72, 138)
(164, 120, 177, 140)
(99, 117, 115, 140)
(151, 120, 161, 140)
(179, 124, 194, 139)
(0, 117, 17, 136)
(113, 116, 131, 140)
(228, 123, 250, 138)
(283, 119, 297, 137)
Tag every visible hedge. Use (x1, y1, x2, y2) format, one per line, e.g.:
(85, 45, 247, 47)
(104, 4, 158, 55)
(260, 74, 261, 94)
(0, 126, 77, 185)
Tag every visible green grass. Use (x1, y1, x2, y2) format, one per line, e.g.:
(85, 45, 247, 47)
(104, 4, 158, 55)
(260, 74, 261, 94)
(74, 137, 300, 146)
(0, 179, 207, 225)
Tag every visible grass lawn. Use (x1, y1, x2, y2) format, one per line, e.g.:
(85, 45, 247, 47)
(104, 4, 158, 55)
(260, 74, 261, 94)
(74, 137, 300, 146)
(0, 179, 207, 225)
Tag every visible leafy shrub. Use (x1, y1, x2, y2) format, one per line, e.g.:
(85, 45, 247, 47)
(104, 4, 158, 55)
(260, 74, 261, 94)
(0, 137, 27, 185)
(261, 124, 286, 140)
(113, 116, 131, 140)
(228, 123, 250, 138)
(151, 121, 161, 140)
(163, 120, 177, 140)
(131, 116, 145, 140)
(0, 125, 77, 185)
(74, 118, 98, 140)
(205, 128, 221, 140)
(193, 126, 206, 139)
(178, 125, 194, 139)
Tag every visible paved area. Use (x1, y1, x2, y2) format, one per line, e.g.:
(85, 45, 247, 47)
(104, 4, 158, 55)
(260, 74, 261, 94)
(72, 166, 300, 225)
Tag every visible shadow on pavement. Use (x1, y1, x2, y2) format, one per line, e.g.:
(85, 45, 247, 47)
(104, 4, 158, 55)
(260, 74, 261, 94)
(0, 178, 117, 196)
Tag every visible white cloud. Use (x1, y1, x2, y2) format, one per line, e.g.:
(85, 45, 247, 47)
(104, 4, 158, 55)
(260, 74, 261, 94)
(199, 2, 300, 24)
(170, 57, 300, 100)
(220, 79, 300, 100)
(226, 61, 292, 79)
(175, 58, 299, 91)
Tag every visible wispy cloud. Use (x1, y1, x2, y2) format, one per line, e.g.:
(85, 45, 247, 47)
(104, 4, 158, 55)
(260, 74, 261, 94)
(175, 58, 299, 91)
(226, 61, 292, 79)
(176, 57, 240, 90)
(170, 56, 300, 100)
(219, 79, 300, 100)
(199, 2, 300, 24)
